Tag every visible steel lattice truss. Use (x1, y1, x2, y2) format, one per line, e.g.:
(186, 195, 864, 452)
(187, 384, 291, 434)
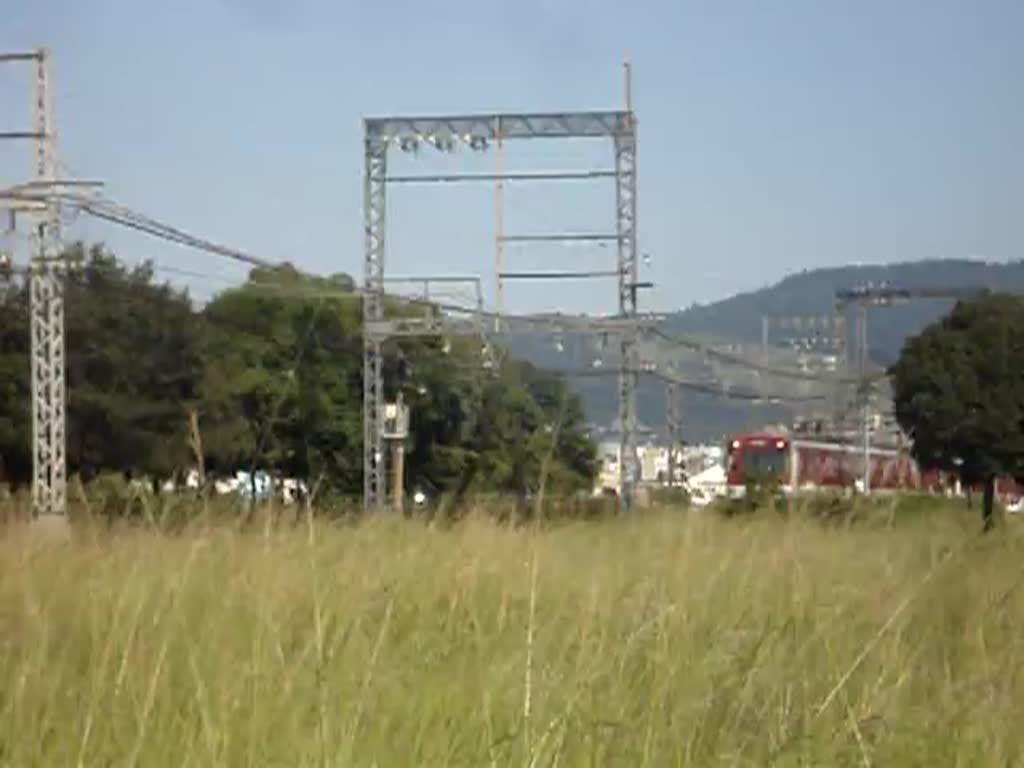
(1, 50, 66, 517)
(29, 51, 66, 517)
(364, 112, 632, 143)
(363, 110, 640, 513)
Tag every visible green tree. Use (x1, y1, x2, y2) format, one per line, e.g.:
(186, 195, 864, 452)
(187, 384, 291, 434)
(199, 268, 598, 505)
(890, 294, 1024, 530)
(64, 245, 204, 484)
(0, 244, 203, 488)
(456, 358, 597, 503)
(0, 274, 30, 487)
(0, 245, 599, 509)
(198, 266, 364, 493)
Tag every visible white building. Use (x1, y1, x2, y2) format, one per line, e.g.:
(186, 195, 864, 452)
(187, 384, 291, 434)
(594, 441, 724, 495)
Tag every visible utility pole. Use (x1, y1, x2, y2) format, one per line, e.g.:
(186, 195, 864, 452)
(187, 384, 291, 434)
(665, 380, 679, 489)
(1, 48, 66, 519)
(390, 394, 407, 511)
(617, 57, 641, 510)
(30, 48, 67, 520)
(2, 209, 14, 271)
(494, 125, 505, 334)
(857, 304, 870, 494)
(392, 438, 405, 510)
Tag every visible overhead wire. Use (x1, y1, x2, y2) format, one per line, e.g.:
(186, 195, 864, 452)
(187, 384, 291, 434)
(647, 327, 886, 386)
(549, 366, 828, 403)
(6, 204, 883, 411)
(67, 193, 279, 270)
(12, 177, 888, 411)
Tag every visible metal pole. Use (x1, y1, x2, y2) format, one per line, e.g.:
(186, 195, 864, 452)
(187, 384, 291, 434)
(363, 129, 388, 513)
(29, 48, 66, 519)
(392, 439, 404, 511)
(386, 170, 617, 183)
(494, 120, 505, 333)
(666, 380, 678, 489)
(1, 48, 68, 520)
(832, 304, 845, 435)
(616, 59, 639, 512)
(2, 209, 14, 268)
(391, 395, 405, 512)
(624, 58, 633, 117)
(858, 304, 870, 495)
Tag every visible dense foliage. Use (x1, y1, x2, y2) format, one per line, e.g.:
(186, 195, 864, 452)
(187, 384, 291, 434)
(0, 244, 597, 503)
(890, 294, 1024, 529)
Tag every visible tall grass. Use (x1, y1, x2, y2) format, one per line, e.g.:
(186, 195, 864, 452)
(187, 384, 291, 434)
(1, 505, 1022, 765)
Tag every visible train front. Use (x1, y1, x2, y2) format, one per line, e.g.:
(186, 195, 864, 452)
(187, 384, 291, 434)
(724, 433, 791, 497)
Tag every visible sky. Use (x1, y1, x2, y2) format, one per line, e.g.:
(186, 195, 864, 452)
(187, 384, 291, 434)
(1, 0, 1022, 315)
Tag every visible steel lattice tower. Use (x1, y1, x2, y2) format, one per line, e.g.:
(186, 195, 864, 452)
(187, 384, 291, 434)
(614, 118, 639, 508)
(29, 49, 66, 517)
(1, 48, 66, 517)
(362, 110, 641, 513)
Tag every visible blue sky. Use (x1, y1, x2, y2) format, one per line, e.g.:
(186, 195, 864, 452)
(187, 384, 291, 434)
(1, 0, 1021, 314)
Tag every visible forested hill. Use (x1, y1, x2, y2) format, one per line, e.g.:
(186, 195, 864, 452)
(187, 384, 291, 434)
(666, 259, 1024, 367)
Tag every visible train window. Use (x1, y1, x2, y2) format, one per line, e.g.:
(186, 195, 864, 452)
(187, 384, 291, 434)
(741, 449, 787, 476)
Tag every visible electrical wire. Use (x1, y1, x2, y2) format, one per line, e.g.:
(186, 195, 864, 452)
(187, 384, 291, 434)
(70, 195, 279, 270)
(7, 180, 887, 411)
(647, 327, 886, 386)
(550, 366, 828, 403)
(4, 198, 884, 411)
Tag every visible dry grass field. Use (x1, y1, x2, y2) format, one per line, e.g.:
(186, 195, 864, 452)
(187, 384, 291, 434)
(0, 500, 1022, 766)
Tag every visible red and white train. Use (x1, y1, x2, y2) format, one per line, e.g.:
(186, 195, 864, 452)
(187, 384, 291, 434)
(724, 432, 1021, 499)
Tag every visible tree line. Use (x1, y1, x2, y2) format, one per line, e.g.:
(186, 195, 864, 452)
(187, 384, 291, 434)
(0, 244, 598, 503)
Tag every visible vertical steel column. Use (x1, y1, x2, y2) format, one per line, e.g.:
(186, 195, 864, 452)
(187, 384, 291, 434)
(29, 48, 65, 517)
(858, 304, 871, 494)
(831, 306, 847, 435)
(2, 210, 14, 270)
(494, 118, 505, 334)
(363, 130, 387, 513)
(665, 380, 679, 489)
(615, 122, 638, 511)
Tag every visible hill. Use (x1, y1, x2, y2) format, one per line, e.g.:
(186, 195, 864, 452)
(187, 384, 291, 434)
(667, 259, 1024, 366)
(514, 259, 1024, 442)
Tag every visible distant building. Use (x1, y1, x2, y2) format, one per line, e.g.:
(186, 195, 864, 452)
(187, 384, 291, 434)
(593, 440, 724, 495)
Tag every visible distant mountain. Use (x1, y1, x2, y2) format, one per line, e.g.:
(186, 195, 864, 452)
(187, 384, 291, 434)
(512, 259, 1024, 442)
(667, 259, 1024, 367)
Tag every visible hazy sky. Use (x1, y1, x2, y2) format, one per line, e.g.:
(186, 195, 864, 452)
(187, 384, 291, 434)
(1, 0, 1021, 314)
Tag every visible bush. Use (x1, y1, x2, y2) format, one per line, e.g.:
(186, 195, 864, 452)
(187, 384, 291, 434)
(83, 472, 149, 520)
